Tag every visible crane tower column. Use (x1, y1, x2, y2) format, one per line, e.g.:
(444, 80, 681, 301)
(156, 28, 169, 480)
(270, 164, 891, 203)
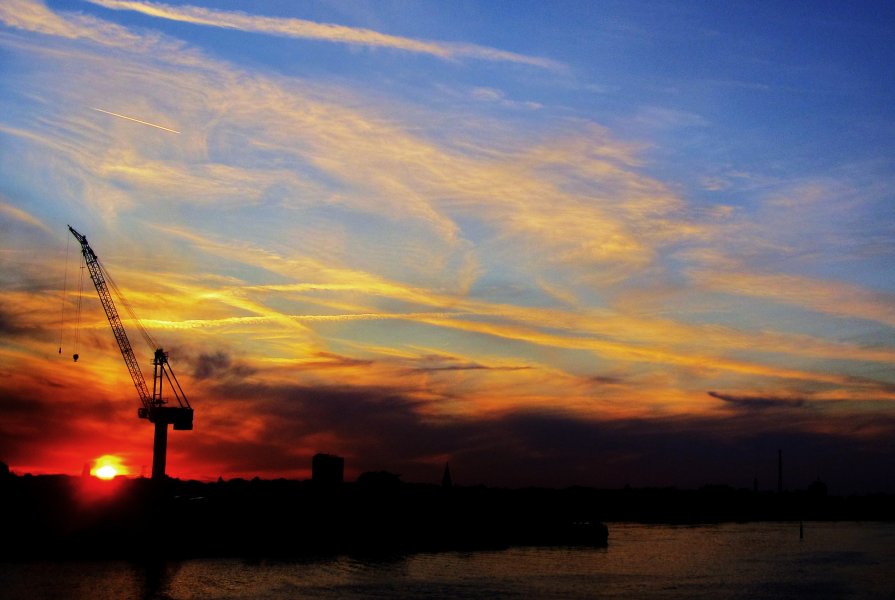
(153, 420, 168, 481)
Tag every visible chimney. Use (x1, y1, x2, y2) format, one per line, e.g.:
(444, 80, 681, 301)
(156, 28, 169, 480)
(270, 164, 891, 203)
(777, 449, 783, 494)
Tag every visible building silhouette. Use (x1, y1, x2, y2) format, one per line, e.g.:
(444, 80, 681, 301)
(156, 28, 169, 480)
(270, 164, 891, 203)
(312, 453, 344, 485)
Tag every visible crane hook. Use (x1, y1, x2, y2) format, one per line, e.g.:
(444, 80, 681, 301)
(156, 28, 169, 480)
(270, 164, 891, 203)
(73, 353, 79, 363)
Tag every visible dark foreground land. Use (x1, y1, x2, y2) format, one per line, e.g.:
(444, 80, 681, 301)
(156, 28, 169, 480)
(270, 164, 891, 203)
(2, 472, 893, 560)
(2, 473, 609, 559)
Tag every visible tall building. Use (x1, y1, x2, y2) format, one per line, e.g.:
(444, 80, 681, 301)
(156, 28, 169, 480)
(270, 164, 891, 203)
(312, 453, 344, 485)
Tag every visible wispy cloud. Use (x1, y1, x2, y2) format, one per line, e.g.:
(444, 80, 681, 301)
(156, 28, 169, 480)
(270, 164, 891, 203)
(0, 0, 200, 60)
(1, 3, 694, 287)
(693, 269, 895, 328)
(0, 0, 82, 39)
(471, 87, 543, 110)
(86, 0, 565, 70)
(626, 105, 709, 130)
(0, 198, 52, 234)
(112, 227, 895, 400)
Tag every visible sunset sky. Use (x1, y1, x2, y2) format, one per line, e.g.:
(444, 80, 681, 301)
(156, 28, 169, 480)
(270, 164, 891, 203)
(2, 0, 894, 493)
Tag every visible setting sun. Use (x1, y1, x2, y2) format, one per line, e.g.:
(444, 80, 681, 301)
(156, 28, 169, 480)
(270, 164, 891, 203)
(95, 465, 118, 480)
(90, 455, 129, 480)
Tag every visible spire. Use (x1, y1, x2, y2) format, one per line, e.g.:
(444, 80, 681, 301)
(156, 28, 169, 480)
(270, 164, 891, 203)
(442, 462, 453, 488)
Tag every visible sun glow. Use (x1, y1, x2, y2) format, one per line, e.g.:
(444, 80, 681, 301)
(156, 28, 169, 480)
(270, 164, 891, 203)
(95, 465, 118, 480)
(90, 454, 129, 479)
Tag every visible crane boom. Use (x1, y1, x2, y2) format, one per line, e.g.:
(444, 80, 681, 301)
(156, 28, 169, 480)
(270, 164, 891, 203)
(68, 225, 193, 481)
(68, 225, 153, 412)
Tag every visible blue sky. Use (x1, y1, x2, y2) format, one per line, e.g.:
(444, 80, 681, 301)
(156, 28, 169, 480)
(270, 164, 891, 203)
(1, 0, 894, 491)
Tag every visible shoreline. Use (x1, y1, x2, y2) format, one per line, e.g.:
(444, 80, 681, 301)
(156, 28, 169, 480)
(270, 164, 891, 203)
(3, 473, 893, 560)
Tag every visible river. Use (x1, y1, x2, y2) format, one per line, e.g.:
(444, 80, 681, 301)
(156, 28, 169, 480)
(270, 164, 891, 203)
(2, 521, 893, 599)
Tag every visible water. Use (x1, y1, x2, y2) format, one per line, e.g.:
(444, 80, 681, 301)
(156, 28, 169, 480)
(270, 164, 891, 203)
(2, 522, 893, 599)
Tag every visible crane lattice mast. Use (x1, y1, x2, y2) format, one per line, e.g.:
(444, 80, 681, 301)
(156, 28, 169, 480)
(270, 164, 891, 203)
(68, 225, 193, 481)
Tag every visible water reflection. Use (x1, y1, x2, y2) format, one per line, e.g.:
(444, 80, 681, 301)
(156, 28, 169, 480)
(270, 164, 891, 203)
(138, 560, 182, 600)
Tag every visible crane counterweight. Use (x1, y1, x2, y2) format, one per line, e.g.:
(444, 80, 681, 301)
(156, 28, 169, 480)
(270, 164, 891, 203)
(67, 225, 193, 480)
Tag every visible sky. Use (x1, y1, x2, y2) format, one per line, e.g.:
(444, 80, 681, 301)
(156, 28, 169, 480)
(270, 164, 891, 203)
(1, 0, 894, 493)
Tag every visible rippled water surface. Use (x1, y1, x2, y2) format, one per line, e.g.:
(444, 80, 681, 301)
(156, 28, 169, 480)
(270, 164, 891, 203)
(3, 522, 894, 599)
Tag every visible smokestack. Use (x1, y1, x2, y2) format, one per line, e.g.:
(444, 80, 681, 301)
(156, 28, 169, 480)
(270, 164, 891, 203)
(778, 449, 783, 494)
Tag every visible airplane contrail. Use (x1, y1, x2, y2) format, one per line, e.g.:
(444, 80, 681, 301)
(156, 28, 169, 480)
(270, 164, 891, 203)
(92, 107, 181, 134)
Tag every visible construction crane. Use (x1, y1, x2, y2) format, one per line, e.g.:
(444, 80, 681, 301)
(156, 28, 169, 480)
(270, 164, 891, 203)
(68, 225, 193, 481)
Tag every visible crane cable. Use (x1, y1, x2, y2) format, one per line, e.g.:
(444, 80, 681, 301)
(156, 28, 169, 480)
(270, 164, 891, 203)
(60, 229, 158, 359)
(100, 260, 157, 352)
(58, 234, 70, 355)
(58, 235, 85, 362)
(73, 263, 85, 362)
(59, 232, 85, 362)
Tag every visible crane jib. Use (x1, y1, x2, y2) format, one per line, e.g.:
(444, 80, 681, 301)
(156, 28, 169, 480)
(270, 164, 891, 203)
(66, 226, 192, 429)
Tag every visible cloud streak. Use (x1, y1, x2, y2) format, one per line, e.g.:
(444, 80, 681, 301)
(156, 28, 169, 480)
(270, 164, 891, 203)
(694, 269, 895, 329)
(708, 390, 809, 411)
(86, 0, 564, 70)
(0, 199, 52, 234)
